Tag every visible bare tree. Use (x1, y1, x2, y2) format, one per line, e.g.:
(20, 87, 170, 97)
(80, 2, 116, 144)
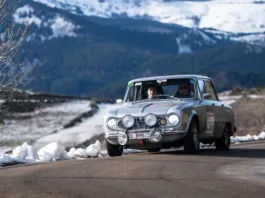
(0, 0, 32, 101)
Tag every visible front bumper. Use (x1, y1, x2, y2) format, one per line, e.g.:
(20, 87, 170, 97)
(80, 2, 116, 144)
(105, 127, 186, 146)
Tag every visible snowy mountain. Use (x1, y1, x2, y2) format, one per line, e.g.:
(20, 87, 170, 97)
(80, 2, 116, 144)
(13, 1, 231, 53)
(27, 0, 265, 45)
(8, 0, 265, 97)
(30, 0, 265, 33)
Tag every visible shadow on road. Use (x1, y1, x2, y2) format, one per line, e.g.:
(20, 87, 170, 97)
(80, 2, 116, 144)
(153, 142, 265, 159)
(197, 148, 265, 159)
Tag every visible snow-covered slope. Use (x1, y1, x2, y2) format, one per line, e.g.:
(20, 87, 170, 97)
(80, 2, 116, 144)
(13, 5, 79, 40)
(32, 0, 265, 34)
(34, 103, 119, 149)
(0, 100, 92, 153)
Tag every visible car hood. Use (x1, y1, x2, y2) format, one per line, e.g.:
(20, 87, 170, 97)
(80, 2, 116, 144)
(116, 100, 190, 117)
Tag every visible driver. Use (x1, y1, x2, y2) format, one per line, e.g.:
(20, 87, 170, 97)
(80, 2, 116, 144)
(147, 86, 158, 99)
(175, 81, 191, 98)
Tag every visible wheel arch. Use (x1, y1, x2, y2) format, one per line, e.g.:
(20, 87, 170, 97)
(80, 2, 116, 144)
(185, 110, 200, 134)
(224, 122, 232, 136)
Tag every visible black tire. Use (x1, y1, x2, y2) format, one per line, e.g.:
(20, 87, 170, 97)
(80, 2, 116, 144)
(183, 119, 200, 154)
(215, 124, 231, 151)
(147, 148, 161, 153)
(106, 141, 123, 157)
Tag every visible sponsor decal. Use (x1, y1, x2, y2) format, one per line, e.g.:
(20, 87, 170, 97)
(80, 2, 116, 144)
(206, 112, 215, 133)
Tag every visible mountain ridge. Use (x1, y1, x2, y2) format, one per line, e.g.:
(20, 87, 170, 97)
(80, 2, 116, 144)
(32, 0, 265, 34)
(8, 0, 265, 99)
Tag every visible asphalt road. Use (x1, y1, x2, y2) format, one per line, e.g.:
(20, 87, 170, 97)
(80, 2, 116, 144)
(0, 142, 265, 198)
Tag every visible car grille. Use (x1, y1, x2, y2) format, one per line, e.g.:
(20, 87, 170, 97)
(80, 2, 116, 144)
(133, 119, 146, 129)
(118, 116, 165, 130)
(117, 118, 146, 129)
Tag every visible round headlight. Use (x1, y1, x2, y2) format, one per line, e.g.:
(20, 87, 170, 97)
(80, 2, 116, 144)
(107, 118, 119, 130)
(144, 113, 157, 127)
(122, 115, 135, 128)
(118, 132, 128, 145)
(168, 114, 180, 126)
(149, 130, 162, 143)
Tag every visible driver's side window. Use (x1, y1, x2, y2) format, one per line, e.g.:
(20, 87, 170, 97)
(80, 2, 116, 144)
(205, 80, 218, 101)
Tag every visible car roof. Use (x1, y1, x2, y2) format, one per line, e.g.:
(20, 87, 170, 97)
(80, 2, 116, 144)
(128, 74, 211, 84)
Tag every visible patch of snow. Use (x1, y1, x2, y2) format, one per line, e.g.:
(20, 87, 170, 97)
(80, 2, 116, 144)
(176, 38, 192, 54)
(14, 5, 79, 41)
(204, 29, 265, 47)
(218, 94, 244, 104)
(249, 95, 265, 99)
(178, 44, 192, 54)
(38, 142, 69, 161)
(123, 149, 146, 154)
(230, 33, 265, 47)
(0, 142, 40, 166)
(197, 30, 217, 44)
(85, 140, 101, 157)
(231, 132, 265, 143)
(222, 99, 237, 105)
(219, 95, 243, 100)
(49, 16, 78, 38)
(218, 94, 265, 105)
(13, 5, 42, 26)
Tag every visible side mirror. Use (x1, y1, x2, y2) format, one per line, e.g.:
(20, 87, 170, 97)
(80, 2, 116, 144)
(116, 99, 123, 104)
(203, 93, 211, 99)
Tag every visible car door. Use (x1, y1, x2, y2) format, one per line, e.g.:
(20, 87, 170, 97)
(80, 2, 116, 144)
(203, 79, 225, 138)
(204, 80, 226, 138)
(197, 79, 217, 138)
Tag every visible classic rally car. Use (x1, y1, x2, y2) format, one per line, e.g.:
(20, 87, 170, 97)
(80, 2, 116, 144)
(104, 75, 236, 156)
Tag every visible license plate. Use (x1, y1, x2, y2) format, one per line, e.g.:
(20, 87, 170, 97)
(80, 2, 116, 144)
(129, 132, 149, 139)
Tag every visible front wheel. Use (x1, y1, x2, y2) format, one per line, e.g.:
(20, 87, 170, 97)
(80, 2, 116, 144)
(106, 141, 123, 157)
(183, 119, 200, 154)
(215, 124, 231, 151)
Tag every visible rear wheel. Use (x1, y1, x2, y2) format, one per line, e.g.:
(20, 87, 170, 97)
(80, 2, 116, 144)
(106, 141, 123, 157)
(215, 124, 231, 151)
(183, 119, 200, 154)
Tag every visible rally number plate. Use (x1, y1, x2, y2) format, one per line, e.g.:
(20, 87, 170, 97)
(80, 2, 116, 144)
(129, 132, 149, 139)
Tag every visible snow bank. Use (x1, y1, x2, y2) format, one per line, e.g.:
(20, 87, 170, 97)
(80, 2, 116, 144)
(0, 140, 103, 167)
(67, 140, 101, 158)
(200, 132, 265, 147)
(1, 132, 265, 167)
(231, 132, 265, 143)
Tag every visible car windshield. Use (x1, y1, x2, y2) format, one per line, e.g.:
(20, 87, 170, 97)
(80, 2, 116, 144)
(124, 78, 196, 102)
